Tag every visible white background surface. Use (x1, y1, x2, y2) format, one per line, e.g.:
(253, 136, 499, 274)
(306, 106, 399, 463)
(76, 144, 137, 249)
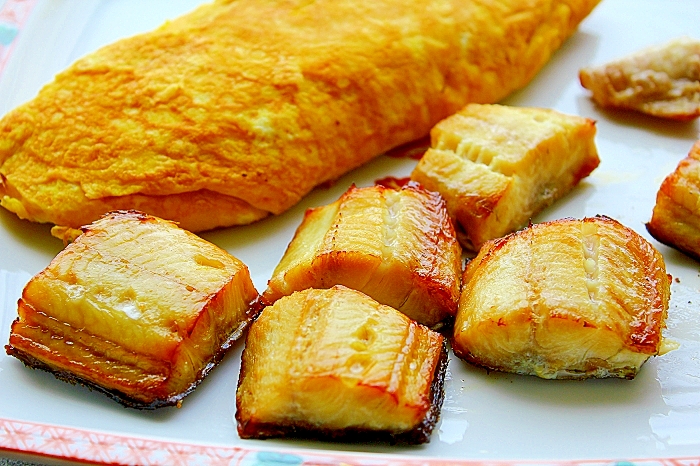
(0, 0, 699, 464)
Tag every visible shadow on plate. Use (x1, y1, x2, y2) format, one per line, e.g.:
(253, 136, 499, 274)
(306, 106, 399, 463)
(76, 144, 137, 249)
(0, 208, 63, 258)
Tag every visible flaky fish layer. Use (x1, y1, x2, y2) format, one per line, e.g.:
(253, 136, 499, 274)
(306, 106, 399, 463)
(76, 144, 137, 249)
(579, 36, 700, 121)
(411, 103, 599, 251)
(263, 183, 462, 327)
(5, 210, 259, 408)
(647, 141, 700, 260)
(453, 216, 671, 380)
(236, 286, 448, 444)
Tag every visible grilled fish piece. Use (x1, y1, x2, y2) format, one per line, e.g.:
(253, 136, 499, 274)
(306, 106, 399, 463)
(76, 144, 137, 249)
(262, 182, 462, 328)
(647, 141, 700, 260)
(411, 103, 600, 252)
(236, 286, 448, 444)
(579, 36, 700, 121)
(0, 0, 601, 236)
(453, 216, 671, 380)
(5, 210, 259, 408)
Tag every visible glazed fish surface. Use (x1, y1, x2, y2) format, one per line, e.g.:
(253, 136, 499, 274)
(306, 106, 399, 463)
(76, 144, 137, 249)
(262, 182, 462, 328)
(0, 0, 600, 237)
(5, 210, 259, 409)
(453, 216, 671, 380)
(579, 36, 700, 121)
(236, 286, 448, 444)
(647, 141, 700, 260)
(411, 103, 600, 252)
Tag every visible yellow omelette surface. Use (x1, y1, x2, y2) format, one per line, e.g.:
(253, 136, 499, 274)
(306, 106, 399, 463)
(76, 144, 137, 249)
(0, 0, 601, 232)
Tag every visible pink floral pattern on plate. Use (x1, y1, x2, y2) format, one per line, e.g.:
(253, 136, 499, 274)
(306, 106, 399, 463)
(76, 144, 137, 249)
(0, 417, 698, 466)
(0, 0, 37, 76)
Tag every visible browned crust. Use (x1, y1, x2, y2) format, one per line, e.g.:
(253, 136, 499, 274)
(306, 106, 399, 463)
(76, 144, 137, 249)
(646, 142, 700, 261)
(646, 212, 700, 262)
(453, 215, 669, 380)
(235, 338, 449, 445)
(578, 37, 700, 121)
(4, 298, 264, 409)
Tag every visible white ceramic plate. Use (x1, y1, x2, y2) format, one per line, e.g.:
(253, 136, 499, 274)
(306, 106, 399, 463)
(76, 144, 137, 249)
(0, 1, 699, 465)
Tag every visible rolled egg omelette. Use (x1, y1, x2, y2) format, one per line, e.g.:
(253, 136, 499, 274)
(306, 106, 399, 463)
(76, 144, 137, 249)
(0, 0, 601, 236)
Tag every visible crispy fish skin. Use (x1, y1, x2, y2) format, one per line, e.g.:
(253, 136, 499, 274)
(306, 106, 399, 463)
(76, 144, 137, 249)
(0, 0, 600, 233)
(411, 103, 599, 251)
(647, 141, 700, 260)
(5, 210, 260, 408)
(262, 182, 462, 328)
(453, 216, 671, 380)
(236, 286, 448, 444)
